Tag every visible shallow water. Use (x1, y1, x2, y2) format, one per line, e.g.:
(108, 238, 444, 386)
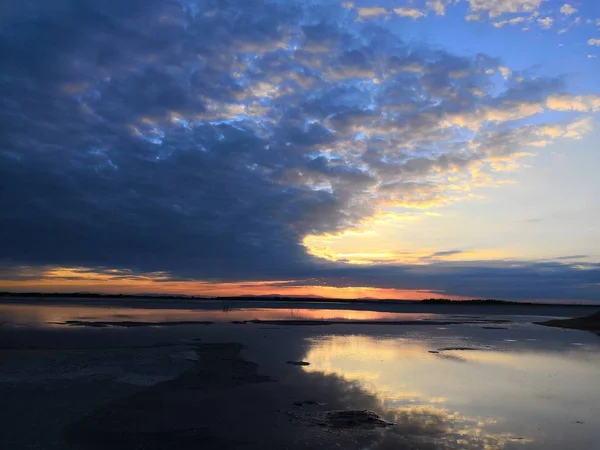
(1, 298, 594, 328)
(0, 302, 437, 327)
(1, 299, 599, 449)
(300, 333, 600, 449)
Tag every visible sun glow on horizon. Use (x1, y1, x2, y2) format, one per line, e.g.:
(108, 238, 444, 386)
(0, 266, 466, 300)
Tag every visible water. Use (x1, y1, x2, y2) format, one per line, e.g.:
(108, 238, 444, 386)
(0, 302, 437, 327)
(1, 298, 594, 327)
(1, 298, 599, 449)
(301, 333, 600, 449)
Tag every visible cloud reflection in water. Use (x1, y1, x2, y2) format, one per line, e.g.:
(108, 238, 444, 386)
(301, 334, 600, 449)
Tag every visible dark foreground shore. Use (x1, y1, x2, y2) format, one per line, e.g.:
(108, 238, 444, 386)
(2, 335, 484, 450)
(66, 342, 405, 450)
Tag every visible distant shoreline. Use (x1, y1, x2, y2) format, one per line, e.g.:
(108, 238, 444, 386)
(0, 291, 596, 307)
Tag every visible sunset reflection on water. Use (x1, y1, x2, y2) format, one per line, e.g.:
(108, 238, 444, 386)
(0, 303, 435, 327)
(1, 300, 600, 449)
(301, 334, 600, 450)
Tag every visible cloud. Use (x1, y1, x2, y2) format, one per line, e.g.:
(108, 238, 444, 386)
(427, 0, 448, 16)
(468, 0, 545, 18)
(538, 116, 594, 139)
(546, 94, 600, 111)
(537, 17, 553, 29)
(443, 102, 544, 130)
(588, 39, 600, 46)
(560, 4, 577, 16)
(341, 1, 573, 34)
(356, 7, 388, 19)
(498, 65, 512, 79)
(393, 7, 426, 20)
(268, 258, 600, 301)
(493, 16, 526, 27)
(0, 0, 597, 301)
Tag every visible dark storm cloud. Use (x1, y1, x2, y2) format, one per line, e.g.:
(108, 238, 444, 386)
(0, 0, 597, 300)
(285, 261, 600, 301)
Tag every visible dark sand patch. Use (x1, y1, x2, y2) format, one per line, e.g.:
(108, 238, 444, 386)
(66, 343, 273, 449)
(56, 318, 512, 328)
(236, 318, 511, 326)
(535, 312, 600, 333)
(0, 343, 181, 351)
(293, 400, 327, 407)
(60, 320, 215, 328)
(288, 409, 395, 429)
(64, 342, 460, 450)
(428, 347, 490, 362)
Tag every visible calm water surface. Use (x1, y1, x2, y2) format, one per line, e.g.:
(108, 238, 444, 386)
(0, 303, 437, 326)
(300, 332, 600, 449)
(1, 299, 599, 449)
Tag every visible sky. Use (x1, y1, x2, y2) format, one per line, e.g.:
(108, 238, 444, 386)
(1, 0, 599, 302)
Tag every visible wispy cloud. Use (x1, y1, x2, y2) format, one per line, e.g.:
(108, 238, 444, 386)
(493, 16, 526, 28)
(468, 0, 544, 18)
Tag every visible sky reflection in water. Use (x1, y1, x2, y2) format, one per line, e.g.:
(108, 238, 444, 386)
(1, 301, 600, 448)
(301, 334, 600, 449)
(0, 303, 437, 327)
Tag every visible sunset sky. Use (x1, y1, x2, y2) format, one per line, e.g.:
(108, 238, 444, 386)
(1, 0, 599, 302)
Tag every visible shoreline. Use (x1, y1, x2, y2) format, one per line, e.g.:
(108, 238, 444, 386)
(1, 292, 597, 308)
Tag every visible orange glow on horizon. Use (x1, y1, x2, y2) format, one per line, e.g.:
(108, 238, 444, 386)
(0, 266, 466, 300)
